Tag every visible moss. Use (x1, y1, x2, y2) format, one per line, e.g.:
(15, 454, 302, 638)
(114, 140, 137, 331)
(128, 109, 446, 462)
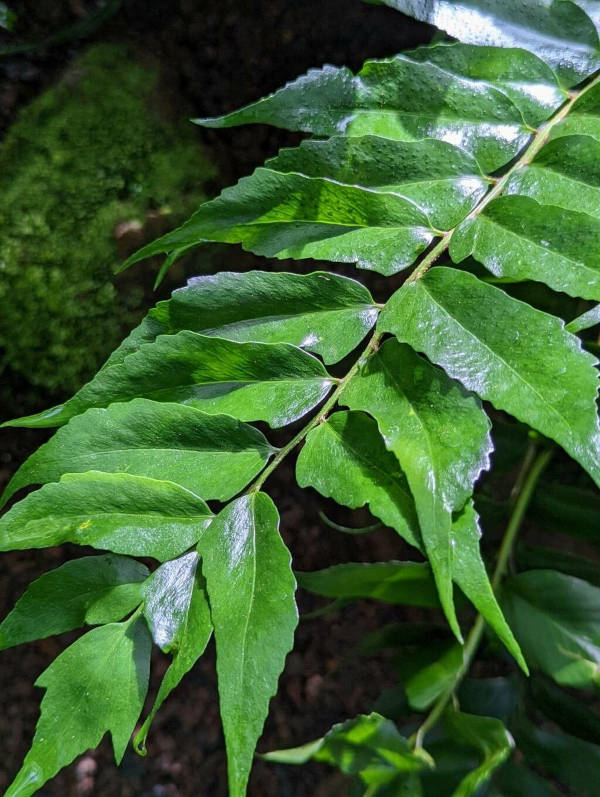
(0, 43, 214, 398)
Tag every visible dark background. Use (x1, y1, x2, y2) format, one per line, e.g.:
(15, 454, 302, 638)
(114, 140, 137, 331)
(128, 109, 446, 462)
(0, 2, 438, 795)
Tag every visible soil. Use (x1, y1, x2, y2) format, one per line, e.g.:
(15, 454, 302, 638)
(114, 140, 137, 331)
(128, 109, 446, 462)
(0, 1, 439, 795)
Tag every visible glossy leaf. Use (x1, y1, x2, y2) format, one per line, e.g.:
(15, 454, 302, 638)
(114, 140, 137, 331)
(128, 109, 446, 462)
(506, 135, 600, 221)
(442, 708, 513, 797)
(0, 472, 213, 561)
(451, 195, 600, 301)
(263, 712, 427, 785)
(112, 271, 378, 366)
(406, 644, 463, 711)
(0, 554, 148, 649)
(122, 166, 435, 277)
(194, 51, 530, 172)
(550, 81, 600, 140)
(379, 268, 600, 487)
(501, 569, 600, 689)
(297, 561, 441, 608)
(5, 615, 151, 797)
(266, 136, 488, 230)
(197, 493, 297, 797)
(378, 0, 600, 85)
(297, 412, 523, 666)
(343, 339, 493, 640)
(1, 399, 274, 507)
(296, 410, 421, 550)
(135, 552, 212, 753)
(6, 333, 334, 429)
(405, 42, 565, 126)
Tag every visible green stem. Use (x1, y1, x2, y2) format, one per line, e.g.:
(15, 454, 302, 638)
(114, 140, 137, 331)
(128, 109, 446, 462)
(410, 446, 553, 751)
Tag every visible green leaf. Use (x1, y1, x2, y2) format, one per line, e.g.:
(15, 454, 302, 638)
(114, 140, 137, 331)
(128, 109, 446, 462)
(531, 674, 600, 746)
(343, 339, 493, 641)
(377, 1, 600, 85)
(263, 712, 427, 785)
(123, 167, 435, 277)
(1, 399, 273, 507)
(135, 552, 212, 753)
(0, 554, 148, 649)
(550, 80, 600, 140)
(567, 302, 600, 333)
(505, 135, 600, 221)
(451, 195, 600, 301)
(442, 708, 513, 797)
(379, 268, 600, 487)
(516, 543, 600, 587)
(501, 569, 600, 689)
(531, 482, 600, 545)
(405, 42, 565, 126)
(515, 719, 600, 796)
(296, 410, 421, 550)
(6, 333, 334, 429)
(297, 561, 441, 608)
(0, 472, 213, 561)
(5, 614, 151, 797)
(297, 413, 523, 666)
(194, 51, 530, 172)
(266, 136, 489, 231)
(492, 762, 560, 797)
(197, 493, 297, 797)
(0, 3, 16, 30)
(405, 644, 463, 711)
(114, 270, 379, 366)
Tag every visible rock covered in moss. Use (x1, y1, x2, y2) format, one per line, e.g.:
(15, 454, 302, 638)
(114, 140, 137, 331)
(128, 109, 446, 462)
(0, 43, 214, 398)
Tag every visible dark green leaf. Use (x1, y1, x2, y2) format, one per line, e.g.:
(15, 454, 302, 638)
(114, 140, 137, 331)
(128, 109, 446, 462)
(377, 1, 600, 85)
(1, 399, 273, 506)
(442, 708, 513, 797)
(451, 195, 600, 301)
(115, 271, 378, 366)
(0, 472, 213, 561)
(531, 675, 600, 746)
(0, 3, 16, 30)
(263, 712, 427, 785)
(6, 333, 334, 429)
(297, 561, 441, 608)
(266, 136, 489, 230)
(135, 553, 213, 753)
(491, 761, 560, 797)
(5, 614, 151, 797)
(516, 543, 600, 587)
(343, 339, 493, 640)
(0, 554, 148, 649)
(501, 569, 600, 689)
(123, 167, 435, 277)
(296, 411, 421, 550)
(194, 51, 529, 172)
(379, 268, 600, 487)
(197, 493, 297, 797)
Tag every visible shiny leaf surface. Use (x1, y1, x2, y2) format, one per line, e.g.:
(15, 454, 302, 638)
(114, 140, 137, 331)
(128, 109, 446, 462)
(0, 472, 213, 561)
(6, 333, 334, 429)
(1, 399, 273, 506)
(343, 339, 493, 640)
(197, 493, 297, 797)
(379, 268, 600, 487)
(5, 615, 151, 797)
(0, 554, 148, 649)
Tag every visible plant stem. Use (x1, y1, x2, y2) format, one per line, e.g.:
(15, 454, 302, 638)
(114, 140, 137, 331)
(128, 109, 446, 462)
(410, 446, 553, 751)
(248, 331, 383, 492)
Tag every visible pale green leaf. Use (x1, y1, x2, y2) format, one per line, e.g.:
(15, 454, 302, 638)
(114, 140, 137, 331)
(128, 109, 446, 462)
(197, 493, 297, 797)
(5, 333, 334, 429)
(0, 472, 213, 561)
(135, 552, 212, 754)
(567, 303, 600, 333)
(5, 615, 151, 797)
(112, 270, 379, 366)
(0, 554, 148, 649)
(193, 51, 529, 172)
(451, 195, 600, 300)
(406, 644, 463, 711)
(379, 268, 600, 487)
(343, 339, 493, 640)
(377, 1, 600, 85)
(1, 399, 273, 507)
